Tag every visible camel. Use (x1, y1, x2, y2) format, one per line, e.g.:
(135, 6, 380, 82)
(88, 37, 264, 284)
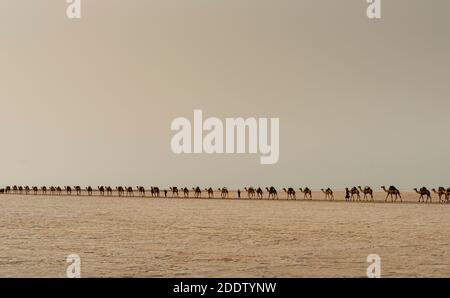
(349, 187, 360, 201)
(116, 186, 125, 197)
(86, 186, 93, 196)
(266, 187, 278, 199)
(18, 186, 23, 194)
(74, 186, 82, 196)
(5, 186, 11, 194)
(358, 186, 374, 201)
(244, 187, 256, 199)
(65, 186, 72, 195)
(56, 186, 62, 196)
(32, 186, 38, 195)
(414, 187, 432, 203)
(125, 187, 134, 197)
(41, 186, 47, 195)
(24, 186, 31, 195)
(299, 188, 312, 200)
(152, 187, 160, 197)
(170, 187, 179, 197)
(98, 186, 105, 196)
(432, 187, 446, 203)
(12, 185, 18, 194)
(205, 187, 214, 198)
(321, 188, 334, 200)
(149, 187, 155, 197)
(381, 186, 402, 202)
(283, 188, 296, 200)
(192, 187, 201, 198)
(218, 188, 229, 199)
(181, 187, 189, 198)
(0, 188, 4, 194)
(106, 186, 113, 196)
(136, 186, 145, 197)
(256, 187, 264, 199)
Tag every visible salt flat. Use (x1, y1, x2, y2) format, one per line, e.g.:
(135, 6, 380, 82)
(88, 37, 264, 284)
(0, 192, 449, 277)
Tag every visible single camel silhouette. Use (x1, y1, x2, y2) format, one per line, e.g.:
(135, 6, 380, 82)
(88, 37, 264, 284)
(170, 187, 179, 197)
(256, 187, 264, 200)
(432, 187, 446, 203)
(244, 187, 256, 199)
(205, 187, 214, 198)
(192, 187, 201, 198)
(299, 188, 312, 200)
(381, 186, 401, 202)
(181, 187, 189, 198)
(116, 186, 125, 197)
(349, 187, 360, 201)
(321, 188, 334, 200)
(125, 187, 134, 197)
(65, 186, 72, 195)
(358, 186, 374, 201)
(136, 186, 145, 197)
(414, 187, 432, 203)
(74, 186, 82, 196)
(151, 187, 160, 197)
(283, 188, 296, 200)
(98, 186, 105, 196)
(86, 186, 93, 196)
(266, 187, 278, 199)
(218, 188, 229, 199)
(106, 186, 113, 196)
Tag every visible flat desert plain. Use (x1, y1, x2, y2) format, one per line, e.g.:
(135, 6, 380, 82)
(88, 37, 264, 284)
(0, 191, 449, 277)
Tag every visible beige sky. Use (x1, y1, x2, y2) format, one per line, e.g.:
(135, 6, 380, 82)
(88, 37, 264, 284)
(1, 0, 449, 189)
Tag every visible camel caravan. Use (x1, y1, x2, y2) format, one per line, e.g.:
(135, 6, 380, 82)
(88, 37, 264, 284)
(0, 185, 449, 204)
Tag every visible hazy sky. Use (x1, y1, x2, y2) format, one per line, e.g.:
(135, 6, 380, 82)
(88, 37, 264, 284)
(1, 0, 449, 189)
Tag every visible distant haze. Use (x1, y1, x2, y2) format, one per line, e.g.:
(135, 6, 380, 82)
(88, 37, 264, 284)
(1, 1, 449, 189)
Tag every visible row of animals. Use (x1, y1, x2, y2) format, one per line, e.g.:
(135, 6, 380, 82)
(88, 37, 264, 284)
(1, 185, 449, 203)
